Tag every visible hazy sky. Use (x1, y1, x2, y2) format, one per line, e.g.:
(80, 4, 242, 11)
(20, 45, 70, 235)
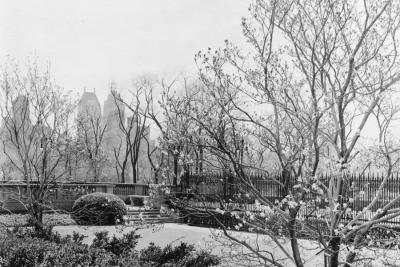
(0, 0, 250, 103)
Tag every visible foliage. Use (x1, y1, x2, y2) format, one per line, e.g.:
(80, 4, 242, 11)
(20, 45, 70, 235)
(6, 226, 86, 245)
(90, 230, 140, 256)
(71, 192, 127, 225)
(0, 236, 140, 267)
(0, 233, 95, 267)
(140, 242, 220, 267)
(0, 229, 219, 267)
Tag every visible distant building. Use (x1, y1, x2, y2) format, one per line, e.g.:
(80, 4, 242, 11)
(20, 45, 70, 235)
(77, 90, 101, 119)
(102, 91, 126, 183)
(102, 91, 125, 166)
(12, 95, 31, 127)
(0, 90, 155, 184)
(0, 95, 46, 181)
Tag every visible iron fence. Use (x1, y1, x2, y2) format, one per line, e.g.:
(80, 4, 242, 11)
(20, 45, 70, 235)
(183, 171, 400, 224)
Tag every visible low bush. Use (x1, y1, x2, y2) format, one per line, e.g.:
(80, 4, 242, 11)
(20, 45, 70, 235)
(90, 230, 141, 256)
(71, 192, 127, 225)
(6, 225, 86, 245)
(140, 242, 220, 267)
(0, 229, 220, 267)
(0, 236, 97, 267)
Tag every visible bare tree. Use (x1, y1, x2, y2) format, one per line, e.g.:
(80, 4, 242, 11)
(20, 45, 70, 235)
(0, 60, 75, 233)
(112, 79, 151, 183)
(146, 79, 206, 185)
(76, 113, 108, 182)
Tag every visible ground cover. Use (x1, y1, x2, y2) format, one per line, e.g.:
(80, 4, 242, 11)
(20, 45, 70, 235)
(0, 227, 219, 267)
(0, 213, 74, 227)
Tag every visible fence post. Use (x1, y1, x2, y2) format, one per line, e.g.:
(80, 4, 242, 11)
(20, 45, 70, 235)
(181, 170, 189, 194)
(180, 172, 184, 193)
(105, 184, 115, 194)
(223, 171, 228, 203)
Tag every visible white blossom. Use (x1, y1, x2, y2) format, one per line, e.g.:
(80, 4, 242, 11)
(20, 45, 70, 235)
(215, 208, 225, 214)
(288, 200, 298, 208)
(293, 184, 302, 189)
(312, 183, 319, 191)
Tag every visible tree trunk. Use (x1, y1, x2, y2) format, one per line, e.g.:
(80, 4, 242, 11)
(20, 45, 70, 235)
(130, 149, 138, 183)
(132, 168, 137, 183)
(199, 145, 203, 173)
(120, 168, 124, 183)
(154, 170, 159, 184)
(326, 167, 346, 267)
(30, 200, 44, 234)
(120, 154, 129, 183)
(288, 208, 304, 267)
(281, 169, 291, 197)
(173, 155, 178, 186)
(326, 236, 341, 267)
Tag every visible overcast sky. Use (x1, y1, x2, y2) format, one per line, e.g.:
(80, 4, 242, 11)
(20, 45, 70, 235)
(0, 0, 250, 103)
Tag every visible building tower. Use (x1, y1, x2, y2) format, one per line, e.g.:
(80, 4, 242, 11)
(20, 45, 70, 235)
(102, 91, 126, 183)
(77, 90, 101, 119)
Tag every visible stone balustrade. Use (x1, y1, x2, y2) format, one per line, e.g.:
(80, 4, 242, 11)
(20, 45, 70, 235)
(0, 182, 148, 213)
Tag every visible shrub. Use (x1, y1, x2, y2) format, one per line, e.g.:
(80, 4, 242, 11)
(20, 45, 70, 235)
(0, 236, 94, 267)
(90, 230, 140, 256)
(140, 242, 220, 267)
(0, 235, 141, 267)
(0, 228, 220, 267)
(6, 225, 71, 244)
(140, 242, 163, 264)
(181, 250, 221, 267)
(71, 192, 127, 225)
(157, 242, 195, 265)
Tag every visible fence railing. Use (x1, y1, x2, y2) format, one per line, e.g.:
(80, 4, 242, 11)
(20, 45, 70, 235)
(0, 182, 117, 213)
(183, 172, 400, 224)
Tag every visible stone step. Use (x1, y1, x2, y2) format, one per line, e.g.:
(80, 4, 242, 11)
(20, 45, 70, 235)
(125, 218, 178, 223)
(126, 215, 171, 219)
(124, 218, 178, 225)
(124, 208, 179, 224)
(125, 220, 177, 226)
(127, 210, 162, 215)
